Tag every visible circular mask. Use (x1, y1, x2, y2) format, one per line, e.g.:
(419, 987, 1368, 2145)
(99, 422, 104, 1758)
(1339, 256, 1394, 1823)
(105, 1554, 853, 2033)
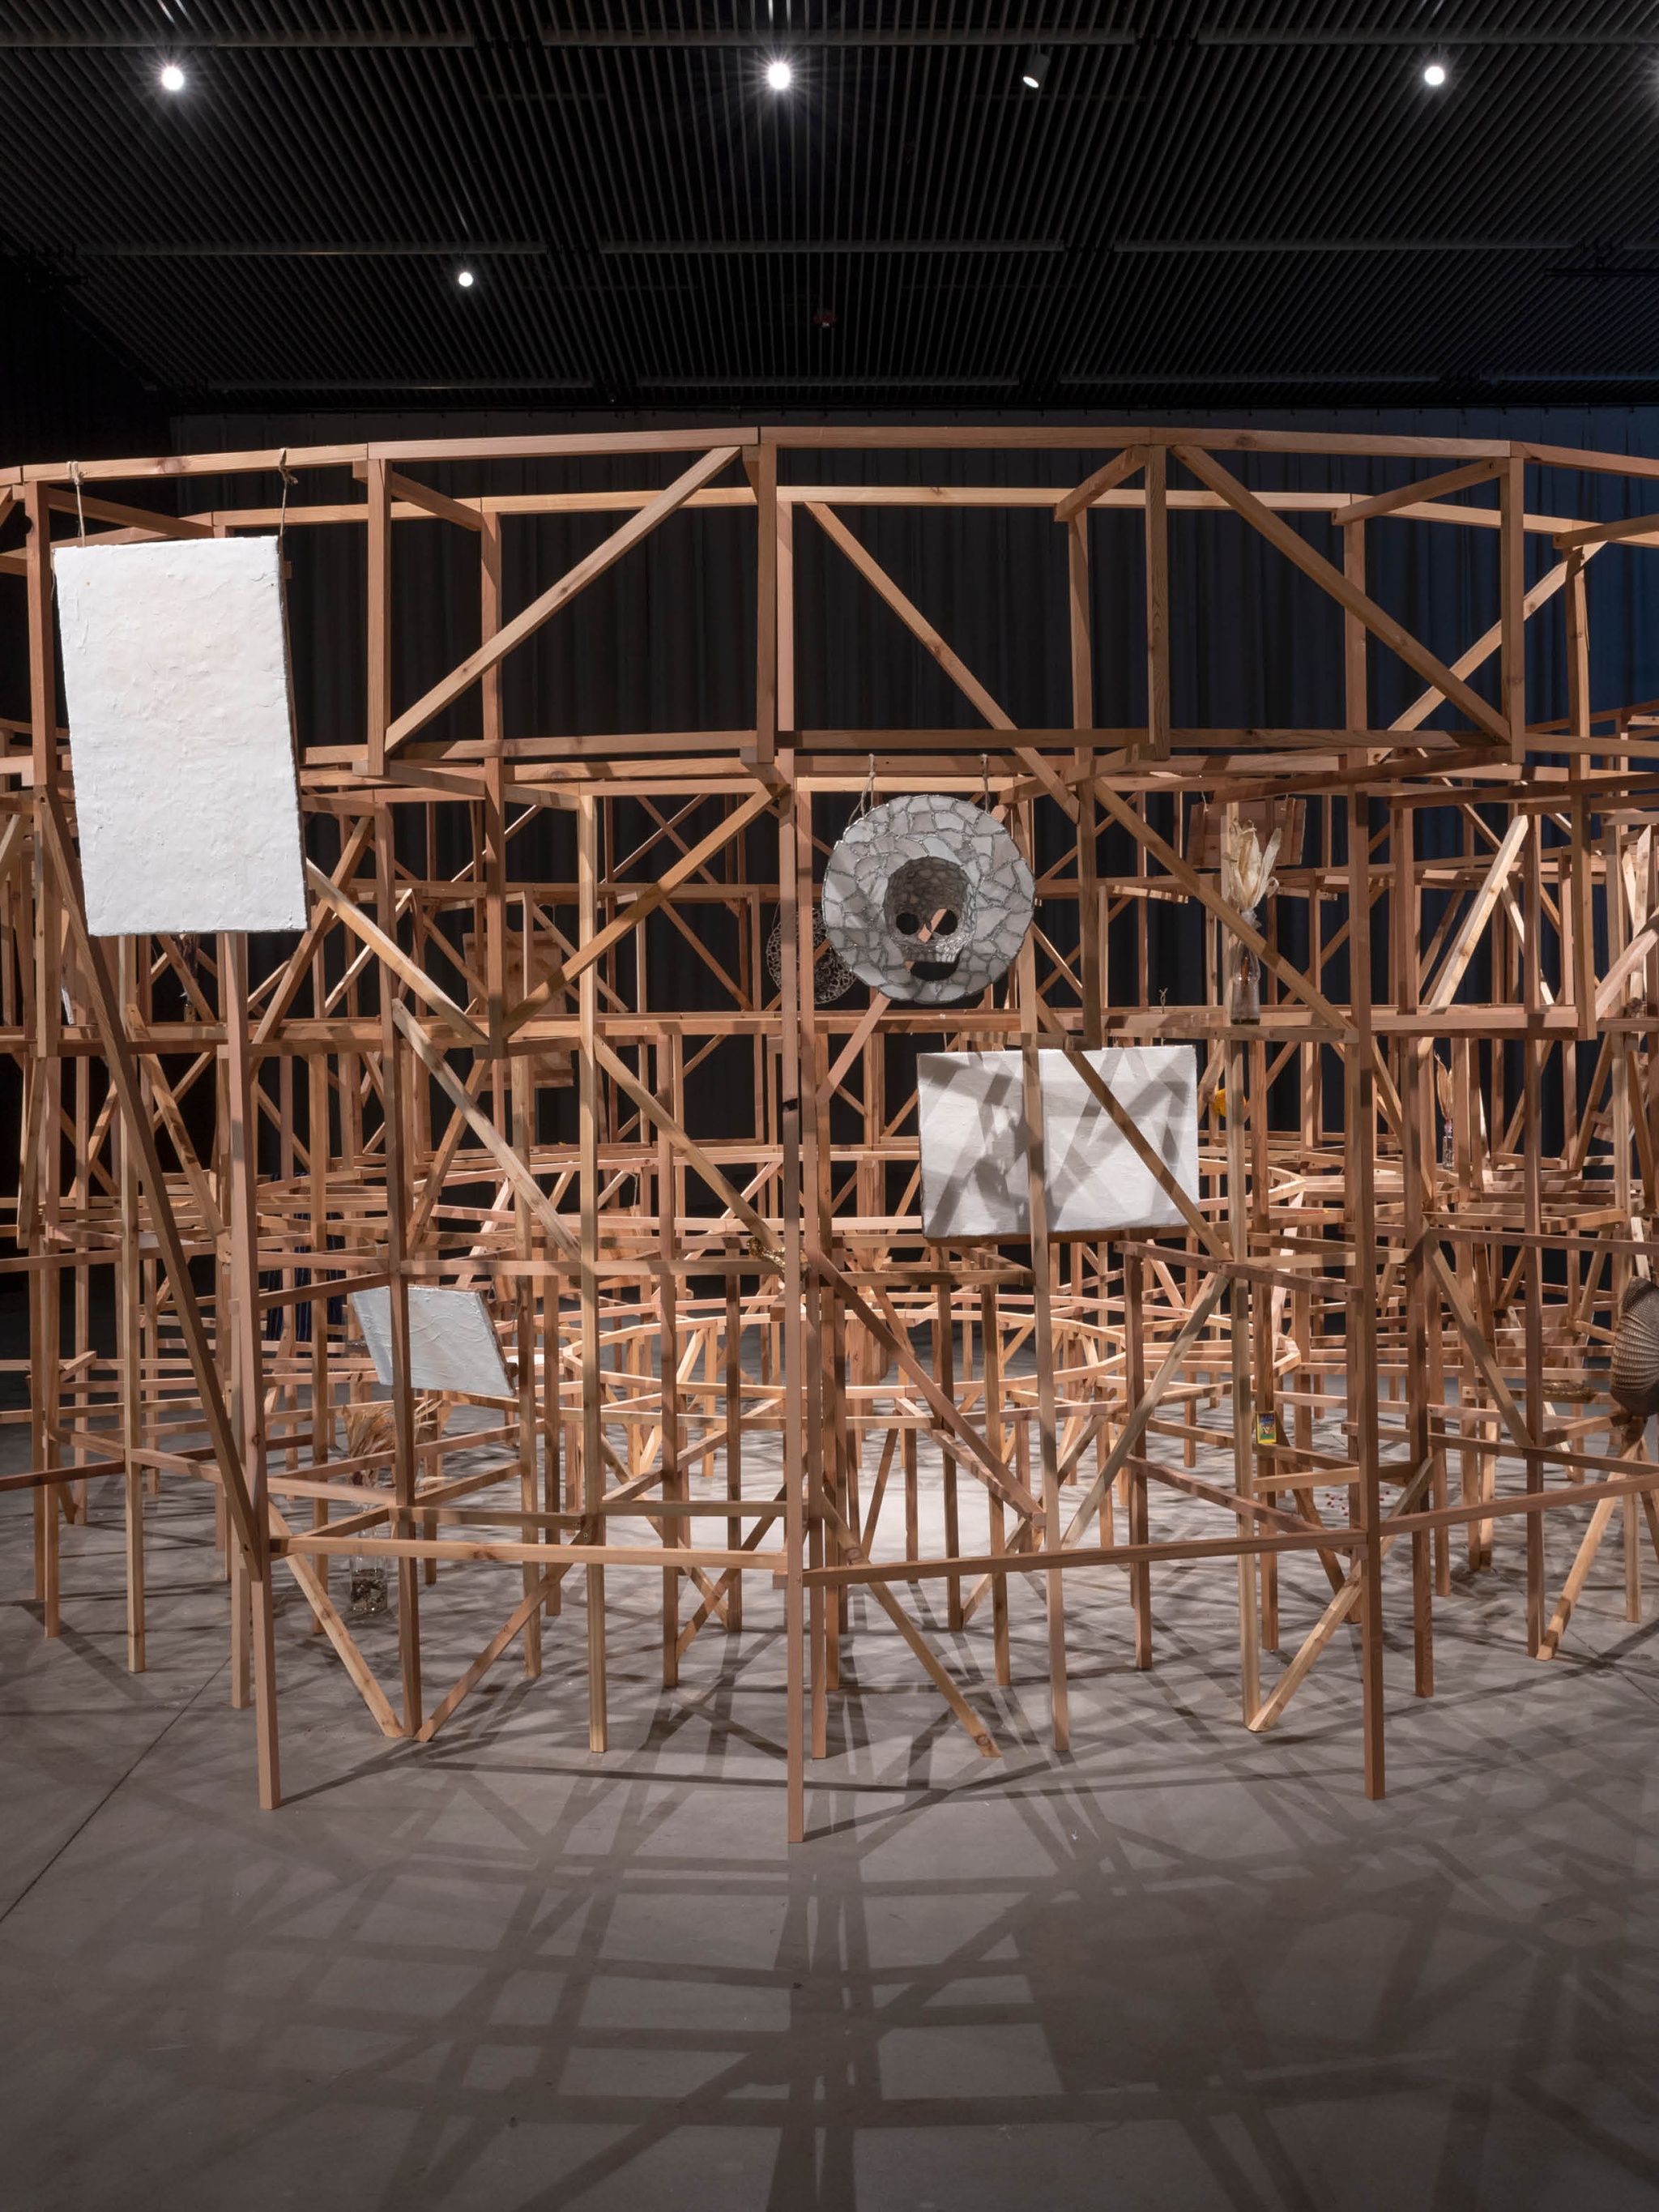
(766, 903, 855, 1006)
(821, 794, 1034, 1005)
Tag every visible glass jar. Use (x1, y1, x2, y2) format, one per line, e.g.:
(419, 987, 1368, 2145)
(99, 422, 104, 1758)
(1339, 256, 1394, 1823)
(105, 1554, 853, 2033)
(1227, 908, 1262, 1023)
(349, 1557, 389, 1616)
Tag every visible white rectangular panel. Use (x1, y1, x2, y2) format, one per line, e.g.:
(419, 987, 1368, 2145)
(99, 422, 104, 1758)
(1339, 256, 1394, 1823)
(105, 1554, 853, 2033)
(917, 1045, 1200, 1240)
(350, 1285, 513, 1399)
(56, 537, 308, 935)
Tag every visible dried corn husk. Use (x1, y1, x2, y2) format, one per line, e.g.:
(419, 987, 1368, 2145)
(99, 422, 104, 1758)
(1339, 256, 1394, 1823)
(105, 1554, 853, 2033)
(1222, 815, 1282, 914)
(340, 1391, 463, 1461)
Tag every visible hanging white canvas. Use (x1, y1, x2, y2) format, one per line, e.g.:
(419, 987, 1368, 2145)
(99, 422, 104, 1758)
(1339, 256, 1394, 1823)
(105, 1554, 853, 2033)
(916, 1044, 1200, 1240)
(55, 537, 308, 935)
(350, 1285, 513, 1399)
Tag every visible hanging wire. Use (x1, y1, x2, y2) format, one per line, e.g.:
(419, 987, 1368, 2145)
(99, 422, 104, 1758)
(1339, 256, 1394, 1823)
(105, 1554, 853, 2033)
(979, 751, 992, 811)
(276, 446, 297, 553)
(851, 749, 877, 822)
(67, 460, 86, 543)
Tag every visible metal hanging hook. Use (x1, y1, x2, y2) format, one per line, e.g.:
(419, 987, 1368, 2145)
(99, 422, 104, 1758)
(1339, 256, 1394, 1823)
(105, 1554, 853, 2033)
(276, 447, 297, 551)
(853, 750, 877, 822)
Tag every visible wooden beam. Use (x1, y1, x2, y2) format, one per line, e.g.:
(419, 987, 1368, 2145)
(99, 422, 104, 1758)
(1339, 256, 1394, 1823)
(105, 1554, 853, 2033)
(1333, 460, 1503, 527)
(1422, 816, 1530, 1013)
(305, 860, 491, 1055)
(391, 1001, 580, 1260)
(384, 445, 740, 755)
(1060, 1271, 1230, 1544)
(588, 1031, 782, 1261)
(504, 788, 773, 1033)
(1555, 507, 1659, 552)
(804, 501, 1079, 817)
(1052, 446, 1141, 524)
(254, 818, 375, 1046)
(37, 788, 262, 1569)
(1056, 1047, 1230, 1260)
(1172, 442, 1510, 745)
(811, 1252, 1038, 1516)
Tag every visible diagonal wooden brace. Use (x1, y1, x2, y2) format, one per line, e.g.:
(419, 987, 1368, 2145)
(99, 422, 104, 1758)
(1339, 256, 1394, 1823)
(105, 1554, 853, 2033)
(811, 1251, 1038, 1518)
(39, 788, 263, 1574)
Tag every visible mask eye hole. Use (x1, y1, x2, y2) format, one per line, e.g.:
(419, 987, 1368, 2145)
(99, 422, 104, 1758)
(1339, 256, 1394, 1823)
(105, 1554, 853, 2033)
(884, 857, 973, 947)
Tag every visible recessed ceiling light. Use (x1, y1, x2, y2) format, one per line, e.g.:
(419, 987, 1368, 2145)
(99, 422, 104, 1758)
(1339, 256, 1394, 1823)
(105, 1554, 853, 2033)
(766, 58, 792, 92)
(1423, 61, 1448, 88)
(457, 268, 475, 288)
(160, 62, 186, 92)
(1021, 48, 1049, 90)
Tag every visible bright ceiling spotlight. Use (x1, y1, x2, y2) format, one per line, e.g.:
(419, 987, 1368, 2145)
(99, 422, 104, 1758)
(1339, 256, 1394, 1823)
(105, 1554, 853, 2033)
(1423, 60, 1448, 88)
(456, 268, 476, 288)
(766, 58, 793, 91)
(1021, 47, 1049, 90)
(159, 62, 186, 92)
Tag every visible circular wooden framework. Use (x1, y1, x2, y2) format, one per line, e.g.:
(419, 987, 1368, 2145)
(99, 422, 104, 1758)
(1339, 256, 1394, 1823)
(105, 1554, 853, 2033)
(4, 422, 1657, 1833)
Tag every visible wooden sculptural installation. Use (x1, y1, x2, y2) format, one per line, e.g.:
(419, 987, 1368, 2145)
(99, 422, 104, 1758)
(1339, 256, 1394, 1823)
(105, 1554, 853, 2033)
(4, 424, 1659, 1836)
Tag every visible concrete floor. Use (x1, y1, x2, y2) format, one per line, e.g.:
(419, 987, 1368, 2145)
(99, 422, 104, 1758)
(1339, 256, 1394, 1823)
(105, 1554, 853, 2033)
(4, 1416, 1659, 2210)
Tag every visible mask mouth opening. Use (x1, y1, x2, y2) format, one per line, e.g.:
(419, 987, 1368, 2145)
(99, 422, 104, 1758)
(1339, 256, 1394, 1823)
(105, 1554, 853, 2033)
(885, 856, 974, 981)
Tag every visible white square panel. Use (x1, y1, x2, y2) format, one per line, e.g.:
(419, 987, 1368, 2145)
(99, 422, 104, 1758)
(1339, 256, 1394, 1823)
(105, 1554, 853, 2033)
(56, 537, 307, 935)
(350, 1285, 513, 1398)
(916, 1045, 1200, 1240)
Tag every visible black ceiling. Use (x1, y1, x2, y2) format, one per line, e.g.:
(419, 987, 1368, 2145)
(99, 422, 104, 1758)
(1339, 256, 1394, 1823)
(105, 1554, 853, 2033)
(6, 1, 1659, 414)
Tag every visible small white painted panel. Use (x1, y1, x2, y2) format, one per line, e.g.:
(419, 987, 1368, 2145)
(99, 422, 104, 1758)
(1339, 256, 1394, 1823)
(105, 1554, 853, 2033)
(916, 1045, 1200, 1241)
(350, 1285, 512, 1398)
(55, 537, 307, 935)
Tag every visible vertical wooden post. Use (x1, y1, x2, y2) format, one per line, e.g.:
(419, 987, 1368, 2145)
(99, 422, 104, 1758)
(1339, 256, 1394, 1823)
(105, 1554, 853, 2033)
(777, 757, 807, 1841)
(725, 1267, 744, 1633)
(1069, 511, 1103, 1046)
(374, 806, 421, 1732)
(24, 484, 62, 1635)
(223, 933, 280, 1808)
(1226, 1034, 1260, 1722)
(1518, 890, 1559, 1626)
(1499, 453, 1528, 766)
(659, 1036, 683, 1685)
(1394, 805, 1433, 1694)
(1566, 553, 1599, 1037)
(512, 1043, 543, 1677)
(481, 514, 507, 1060)
(1343, 518, 1386, 1799)
(365, 459, 392, 779)
(794, 775, 833, 1751)
(308, 1038, 332, 1619)
(1020, 1041, 1068, 1749)
(935, 1280, 961, 1629)
(1122, 1247, 1152, 1668)
(980, 1283, 1012, 1683)
(1144, 446, 1171, 759)
(117, 939, 145, 1673)
(574, 796, 607, 1748)
(753, 441, 778, 765)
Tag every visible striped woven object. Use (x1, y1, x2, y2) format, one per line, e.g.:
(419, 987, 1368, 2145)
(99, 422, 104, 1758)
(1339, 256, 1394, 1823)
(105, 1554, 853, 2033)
(1611, 1278, 1659, 1421)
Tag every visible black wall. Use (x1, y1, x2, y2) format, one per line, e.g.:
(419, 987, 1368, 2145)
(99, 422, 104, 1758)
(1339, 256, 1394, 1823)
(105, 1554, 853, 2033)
(2, 266, 168, 475)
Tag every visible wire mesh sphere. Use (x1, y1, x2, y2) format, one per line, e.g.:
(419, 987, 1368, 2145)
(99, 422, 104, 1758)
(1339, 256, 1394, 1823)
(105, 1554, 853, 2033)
(1612, 1276, 1659, 1421)
(821, 794, 1034, 1006)
(766, 904, 855, 1006)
